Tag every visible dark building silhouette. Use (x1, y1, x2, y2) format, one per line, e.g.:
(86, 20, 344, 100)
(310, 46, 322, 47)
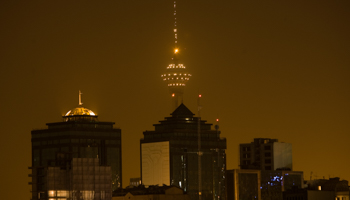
(283, 177, 349, 200)
(240, 138, 292, 170)
(226, 169, 303, 200)
(226, 169, 261, 200)
(260, 170, 303, 200)
(29, 99, 122, 200)
(227, 138, 302, 200)
(140, 103, 226, 200)
(113, 185, 191, 200)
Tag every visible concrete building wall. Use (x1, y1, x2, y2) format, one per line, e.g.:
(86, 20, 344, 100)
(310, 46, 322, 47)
(141, 141, 170, 186)
(273, 142, 292, 170)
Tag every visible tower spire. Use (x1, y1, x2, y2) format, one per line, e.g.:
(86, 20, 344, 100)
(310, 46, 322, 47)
(174, 0, 177, 48)
(161, 0, 191, 111)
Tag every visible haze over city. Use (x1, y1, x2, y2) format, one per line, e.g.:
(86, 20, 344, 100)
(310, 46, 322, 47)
(0, 1, 349, 199)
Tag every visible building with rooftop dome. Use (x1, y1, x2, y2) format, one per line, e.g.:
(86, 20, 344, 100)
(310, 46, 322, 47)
(29, 92, 121, 200)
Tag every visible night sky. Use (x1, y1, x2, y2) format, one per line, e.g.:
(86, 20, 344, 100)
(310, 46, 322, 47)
(1, 1, 349, 199)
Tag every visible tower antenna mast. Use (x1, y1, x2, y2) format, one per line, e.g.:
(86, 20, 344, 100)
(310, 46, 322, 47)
(198, 94, 202, 200)
(174, 1, 177, 49)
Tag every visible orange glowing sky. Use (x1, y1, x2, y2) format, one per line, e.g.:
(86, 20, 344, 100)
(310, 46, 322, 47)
(0, 1, 349, 199)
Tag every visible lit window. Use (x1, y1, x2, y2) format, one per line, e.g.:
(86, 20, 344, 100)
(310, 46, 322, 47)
(318, 186, 321, 190)
(57, 190, 67, 197)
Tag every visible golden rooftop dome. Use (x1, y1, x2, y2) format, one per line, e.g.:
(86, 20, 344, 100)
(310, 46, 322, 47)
(64, 90, 96, 117)
(65, 106, 96, 116)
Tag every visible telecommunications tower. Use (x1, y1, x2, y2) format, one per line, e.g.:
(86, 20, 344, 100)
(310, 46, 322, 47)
(161, 0, 191, 110)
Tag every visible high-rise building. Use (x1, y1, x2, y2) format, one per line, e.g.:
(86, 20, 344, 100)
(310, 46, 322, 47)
(239, 138, 292, 171)
(29, 92, 122, 200)
(140, 103, 227, 200)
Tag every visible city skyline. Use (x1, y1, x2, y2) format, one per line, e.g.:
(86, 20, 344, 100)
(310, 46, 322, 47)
(0, 1, 349, 200)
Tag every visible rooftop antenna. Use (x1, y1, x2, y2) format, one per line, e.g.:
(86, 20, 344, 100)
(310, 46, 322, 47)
(197, 93, 202, 200)
(215, 118, 221, 200)
(79, 90, 83, 106)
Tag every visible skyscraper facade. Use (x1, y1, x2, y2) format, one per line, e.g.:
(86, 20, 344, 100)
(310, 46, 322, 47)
(30, 99, 122, 200)
(140, 104, 226, 200)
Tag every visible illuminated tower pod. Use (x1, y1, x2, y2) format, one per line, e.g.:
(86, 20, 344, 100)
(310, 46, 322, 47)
(161, 50, 191, 109)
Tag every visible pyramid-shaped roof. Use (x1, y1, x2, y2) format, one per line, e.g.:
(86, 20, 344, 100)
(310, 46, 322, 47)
(171, 103, 194, 118)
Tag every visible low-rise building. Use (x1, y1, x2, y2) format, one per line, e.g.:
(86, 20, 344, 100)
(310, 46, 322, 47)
(283, 177, 349, 200)
(227, 169, 303, 200)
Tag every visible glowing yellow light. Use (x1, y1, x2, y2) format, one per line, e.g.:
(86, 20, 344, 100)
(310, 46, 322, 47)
(174, 48, 179, 53)
(199, 94, 202, 98)
(172, 93, 175, 97)
(216, 119, 219, 122)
